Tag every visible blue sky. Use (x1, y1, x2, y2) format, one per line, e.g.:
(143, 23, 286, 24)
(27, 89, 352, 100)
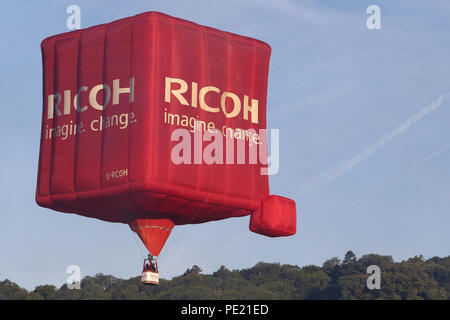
(1, 0, 450, 290)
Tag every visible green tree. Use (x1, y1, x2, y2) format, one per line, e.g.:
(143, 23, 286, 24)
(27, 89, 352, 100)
(0, 279, 28, 300)
(184, 265, 203, 276)
(343, 250, 357, 264)
(33, 285, 57, 300)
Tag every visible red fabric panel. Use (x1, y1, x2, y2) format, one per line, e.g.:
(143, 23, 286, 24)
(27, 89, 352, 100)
(249, 195, 297, 237)
(130, 218, 174, 256)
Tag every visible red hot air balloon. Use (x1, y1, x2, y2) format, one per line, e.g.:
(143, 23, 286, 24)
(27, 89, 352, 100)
(36, 12, 297, 283)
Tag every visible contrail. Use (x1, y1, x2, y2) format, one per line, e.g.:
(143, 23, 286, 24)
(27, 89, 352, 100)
(353, 142, 450, 206)
(296, 94, 448, 198)
(419, 143, 450, 164)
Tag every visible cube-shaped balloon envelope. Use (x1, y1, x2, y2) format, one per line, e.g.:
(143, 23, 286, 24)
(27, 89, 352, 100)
(249, 195, 297, 237)
(36, 11, 296, 255)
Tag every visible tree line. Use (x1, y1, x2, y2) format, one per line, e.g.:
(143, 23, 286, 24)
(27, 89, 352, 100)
(1, 251, 449, 300)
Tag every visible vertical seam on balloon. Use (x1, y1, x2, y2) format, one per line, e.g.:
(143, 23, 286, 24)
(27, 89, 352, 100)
(164, 18, 195, 221)
(148, 14, 160, 217)
(37, 41, 50, 203)
(157, 16, 181, 221)
(203, 25, 215, 216)
(187, 23, 207, 220)
(73, 31, 82, 209)
(48, 39, 59, 205)
(264, 49, 271, 198)
(186, 26, 214, 223)
(148, 15, 168, 222)
(250, 44, 257, 207)
(149, 14, 156, 197)
(127, 18, 134, 203)
(189, 26, 209, 222)
(155, 16, 173, 217)
(36, 44, 45, 200)
(128, 17, 146, 218)
(166, 17, 173, 207)
(99, 25, 108, 205)
(150, 14, 157, 191)
(223, 30, 232, 217)
(153, 15, 167, 218)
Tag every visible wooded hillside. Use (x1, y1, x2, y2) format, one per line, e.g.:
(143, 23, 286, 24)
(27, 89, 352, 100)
(1, 251, 449, 300)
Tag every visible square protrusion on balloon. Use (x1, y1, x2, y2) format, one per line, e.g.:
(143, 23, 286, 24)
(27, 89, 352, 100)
(249, 195, 297, 237)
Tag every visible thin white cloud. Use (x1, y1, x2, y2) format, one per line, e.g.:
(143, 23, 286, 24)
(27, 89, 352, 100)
(353, 142, 450, 206)
(376, 142, 450, 193)
(420, 143, 450, 163)
(296, 93, 449, 198)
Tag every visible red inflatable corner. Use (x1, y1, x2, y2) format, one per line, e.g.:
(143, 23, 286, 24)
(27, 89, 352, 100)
(249, 195, 297, 237)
